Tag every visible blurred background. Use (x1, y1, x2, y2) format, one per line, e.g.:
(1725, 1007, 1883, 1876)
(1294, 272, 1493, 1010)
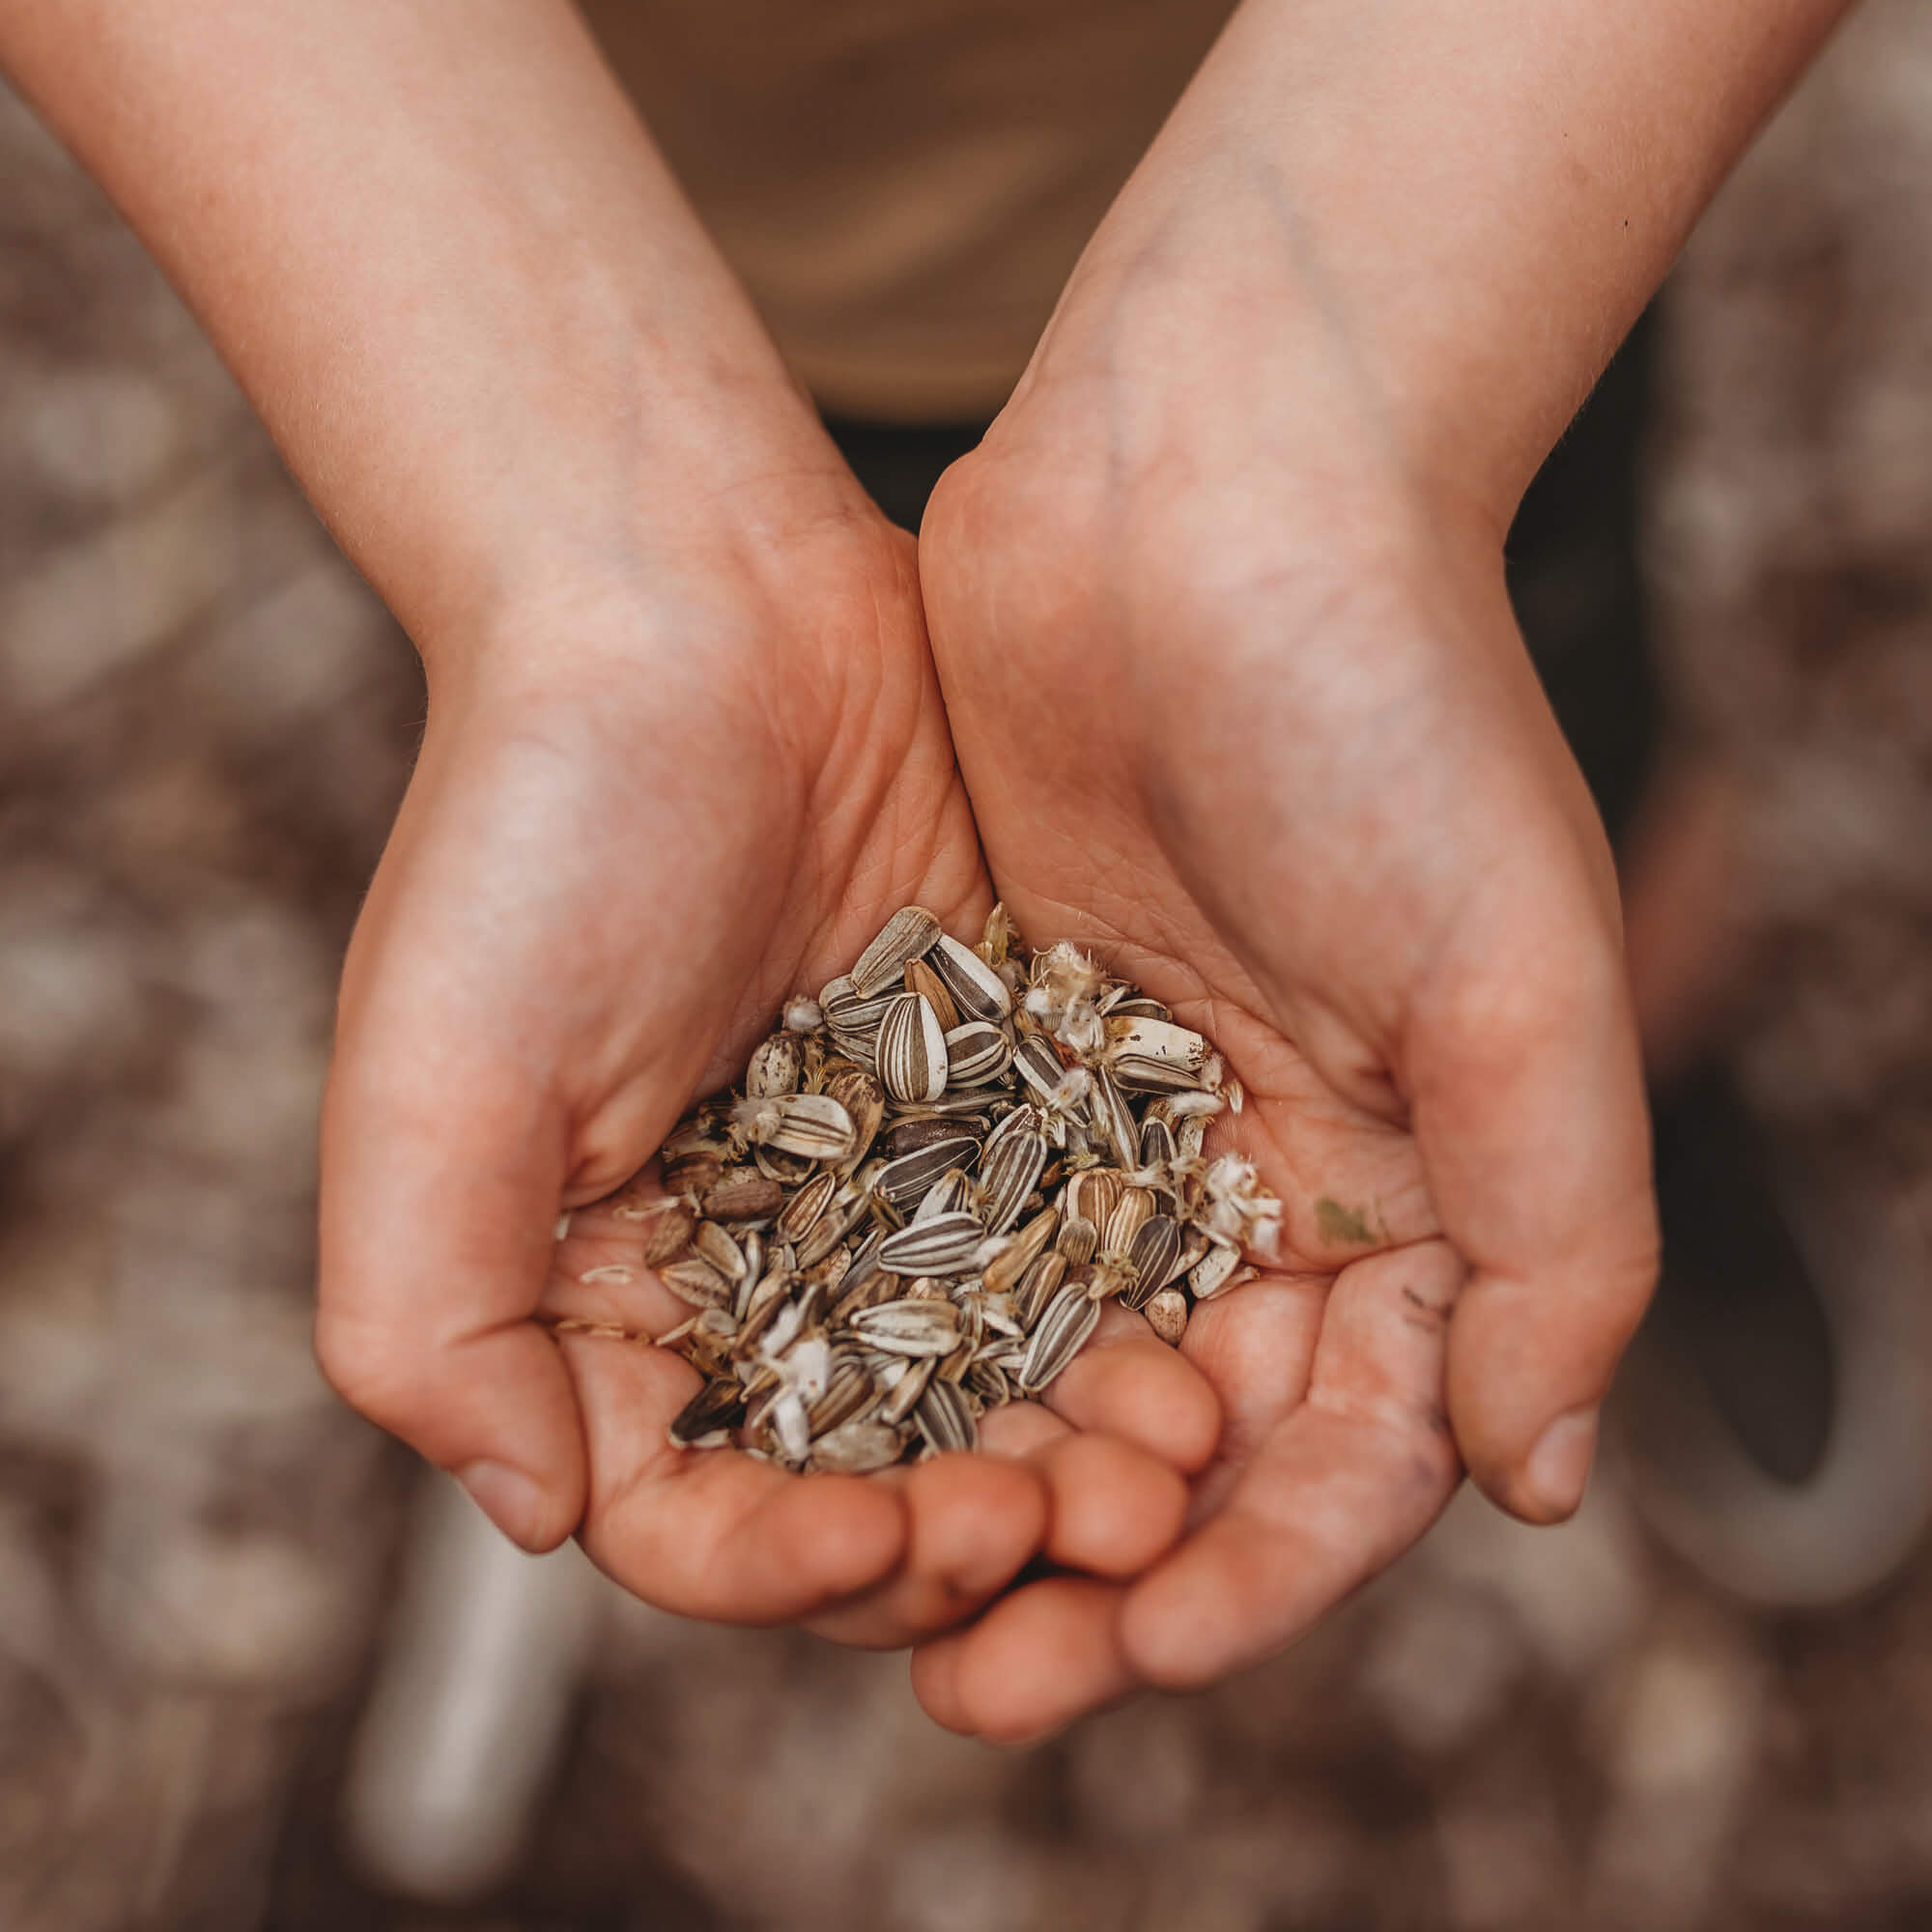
(2, 4, 1929, 1927)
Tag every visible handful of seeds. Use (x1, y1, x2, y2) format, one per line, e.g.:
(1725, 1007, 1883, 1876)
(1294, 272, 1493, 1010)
(646, 906, 1280, 1473)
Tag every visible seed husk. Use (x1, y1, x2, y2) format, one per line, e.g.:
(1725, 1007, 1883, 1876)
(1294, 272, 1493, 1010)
(851, 906, 943, 998)
(660, 1256, 734, 1310)
(1190, 1242, 1244, 1301)
(875, 1354, 936, 1425)
(848, 1298, 963, 1358)
(638, 1199, 696, 1268)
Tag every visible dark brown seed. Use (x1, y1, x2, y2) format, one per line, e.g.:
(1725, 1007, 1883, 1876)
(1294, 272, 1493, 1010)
(1139, 1116, 1178, 1173)
(887, 1115, 987, 1160)
(701, 1168, 785, 1223)
(668, 1378, 744, 1449)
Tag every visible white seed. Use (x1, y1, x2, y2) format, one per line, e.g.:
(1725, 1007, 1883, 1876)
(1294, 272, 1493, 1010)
(942, 1020, 1012, 1086)
(746, 1032, 803, 1098)
(931, 932, 1014, 1020)
(1143, 1289, 1190, 1347)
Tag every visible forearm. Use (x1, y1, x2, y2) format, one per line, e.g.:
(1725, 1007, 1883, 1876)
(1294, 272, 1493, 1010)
(0, 1, 838, 665)
(1043, 0, 1850, 528)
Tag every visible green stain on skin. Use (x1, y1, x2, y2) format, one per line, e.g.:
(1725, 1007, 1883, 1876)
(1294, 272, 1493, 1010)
(1316, 1197, 1377, 1247)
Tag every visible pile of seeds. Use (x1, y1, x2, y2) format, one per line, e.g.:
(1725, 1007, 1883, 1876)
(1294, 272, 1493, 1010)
(641, 906, 1281, 1474)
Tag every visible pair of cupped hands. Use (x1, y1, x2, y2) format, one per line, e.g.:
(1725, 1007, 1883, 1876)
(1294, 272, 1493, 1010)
(314, 222, 1659, 1747)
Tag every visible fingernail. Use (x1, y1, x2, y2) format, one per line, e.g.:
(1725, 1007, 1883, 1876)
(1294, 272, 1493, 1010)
(455, 1459, 551, 1550)
(1525, 1406, 1599, 1520)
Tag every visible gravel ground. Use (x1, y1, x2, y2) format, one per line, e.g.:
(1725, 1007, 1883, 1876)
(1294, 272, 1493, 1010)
(2, 7, 1928, 1927)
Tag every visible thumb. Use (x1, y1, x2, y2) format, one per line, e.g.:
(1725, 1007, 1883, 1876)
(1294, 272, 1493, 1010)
(1411, 879, 1659, 1523)
(317, 1016, 589, 1553)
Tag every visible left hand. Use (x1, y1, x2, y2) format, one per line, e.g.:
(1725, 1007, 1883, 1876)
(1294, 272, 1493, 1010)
(908, 166, 1658, 1739)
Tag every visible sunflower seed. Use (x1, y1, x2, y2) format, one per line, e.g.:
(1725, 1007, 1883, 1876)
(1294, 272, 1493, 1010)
(737, 1268, 796, 1350)
(916, 1378, 978, 1456)
(1063, 1167, 1124, 1231)
(1016, 1251, 1068, 1328)
(1103, 1186, 1157, 1258)
(1189, 1242, 1244, 1301)
(851, 905, 943, 998)
(875, 1136, 980, 1209)
(848, 1298, 962, 1357)
(1142, 1288, 1190, 1346)
(701, 1168, 784, 1223)
(931, 932, 1013, 1021)
(661, 1256, 734, 1310)
(1013, 1033, 1067, 1102)
(825, 1067, 886, 1173)
(875, 1353, 935, 1425)
(744, 1093, 857, 1162)
(878, 1211, 984, 1274)
(1017, 1284, 1101, 1392)
(979, 1124, 1047, 1236)
(663, 1151, 724, 1200)
(887, 1115, 986, 1159)
(810, 1419, 907, 1474)
(877, 992, 949, 1104)
(692, 1220, 747, 1284)
(1089, 1066, 1142, 1169)
(903, 956, 961, 1033)
(746, 1032, 804, 1098)
(1055, 1213, 1098, 1267)
(981, 1205, 1058, 1295)
(638, 1199, 696, 1268)
(1121, 1214, 1182, 1311)
(1104, 1015, 1211, 1090)
(776, 1170, 837, 1245)
(1139, 1115, 1178, 1173)
(668, 1378, 744, 1449)
(807, 1357, 879, 1435)
(914, 1168, 977, 1222)
(943, 1021, 1011, 1086)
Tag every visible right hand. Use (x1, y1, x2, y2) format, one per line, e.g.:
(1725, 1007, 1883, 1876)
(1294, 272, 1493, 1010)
(314, 471, 1217, 1646)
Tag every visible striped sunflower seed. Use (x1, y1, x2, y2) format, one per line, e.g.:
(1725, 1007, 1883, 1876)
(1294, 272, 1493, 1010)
(875, 1136, 980, 1208)
(660, 1256, 734, 1310)
(1055, 1213, 1099, 1267)
(942, 1020, 1011, 1087)
(1016, 1250, 1067, 1327)
(877, 991, 949, 1104)
(848, 1298, 962, 1358)
(979, 1124, 1047, 1236)
(693, 1219, 747, 1284)
(1103, 1015, 1211, 1091)
(1103, 1186, 1157, 1257)
(775, 1170, 837, 1245)
(981, 1205, 1058, 1295)
(1088, 1065, 1142, 1170)
(931, 932, 1014, 1021)
(913, 1168, 977, 1222)
(915, 1378, 978, 1455)
(1121, 1214, 1182, 1311)
(875, 1353, 936, 1425)
(851, 905, 943, 998)
(807, 1357, 879, 1435)
(878, 1211, 984, 1274)
(668, 1378, 743, 1449)
(638, 1199, 696, 1269)
(744, 1093, 857, 1162)
(1017, 1283, 1101, 1393)
(1013, 1032, 1068, 1102)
